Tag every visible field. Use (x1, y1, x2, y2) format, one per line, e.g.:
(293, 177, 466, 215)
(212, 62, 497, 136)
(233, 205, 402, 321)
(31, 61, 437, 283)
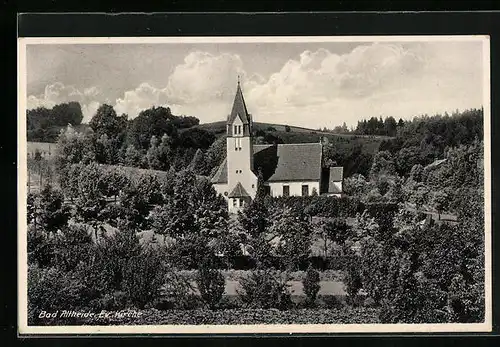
(27, 142, 56, 158)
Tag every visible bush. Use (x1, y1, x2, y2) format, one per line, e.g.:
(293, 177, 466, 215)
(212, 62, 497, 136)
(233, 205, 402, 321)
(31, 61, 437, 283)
(237, 270, 293, 310)
(303, 266, 321, 307)
(160, 270, 199, 310)
(195, 261, 225, 309)
(122, 247, 165, 309)
(343, 254, 363, 306)
(28, 264, 92, 325)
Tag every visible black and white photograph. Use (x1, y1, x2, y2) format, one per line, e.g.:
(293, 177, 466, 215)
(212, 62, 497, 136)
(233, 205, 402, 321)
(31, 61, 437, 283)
(17, 35, 491, 334)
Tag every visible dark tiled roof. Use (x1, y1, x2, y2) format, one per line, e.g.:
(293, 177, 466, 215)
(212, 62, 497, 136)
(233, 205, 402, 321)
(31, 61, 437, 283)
(228, 82, 251, 125)
(210, 158, 227, 184)
(254, 143, 323, 182)
(210, 142, 324, 184)
(228, 182, 250, 198)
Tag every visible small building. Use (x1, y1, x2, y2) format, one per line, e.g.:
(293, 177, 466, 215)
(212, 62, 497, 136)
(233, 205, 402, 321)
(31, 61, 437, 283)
(211, 80, 343, 213)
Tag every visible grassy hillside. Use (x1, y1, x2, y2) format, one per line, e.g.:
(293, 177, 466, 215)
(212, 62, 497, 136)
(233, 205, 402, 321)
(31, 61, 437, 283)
(196, 121, 388, 156)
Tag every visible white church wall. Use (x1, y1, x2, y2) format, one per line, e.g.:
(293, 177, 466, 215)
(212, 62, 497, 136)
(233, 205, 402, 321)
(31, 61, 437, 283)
(228, 197, 248, 214)
(268, 181, 320, 197)
(213, 183, 228, 199)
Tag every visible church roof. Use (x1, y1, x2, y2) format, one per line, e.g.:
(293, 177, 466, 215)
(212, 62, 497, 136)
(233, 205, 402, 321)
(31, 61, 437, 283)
(228, 182, 250, 198)
(210, 157, 227, 184)
(210, 143, 324, 184)
(227, 81, 251, 125)
(253, 143, 323, 182)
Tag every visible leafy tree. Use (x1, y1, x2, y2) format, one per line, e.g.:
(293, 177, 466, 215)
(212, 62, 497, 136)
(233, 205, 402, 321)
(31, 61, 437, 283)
(379, 250, 422, 323)
(431, 190, 448, 219)
(370, 150, 396, 179)
(27, 102, 84, 142)
(302, 266, 321, 306)
(53, 224, 93, 272)
(122, 246, 165, 309)
(384, 116, 398, 137)
(343, 174, 370, 198)
(157, 133, 173, 170)
(192, 177, 228, 238)
(119, 173, 163, 230)
(238, 198, 269, 238)
(409, 164, 424, 182)
(146, 135, 162, 170)
(151, 169, 197, 238)
(126, 106, 176, 151)
(73, 163, 108, 240)
(322, 218, 352, 254)
(395, 146, 420, 177)
(195, 258, 225, 309)
(89, 105, 126, 136)
(270, 207, 312, 270)
(284, 125, 291, 132)
(55, 125, 96, 173)
(189, 148, 207, 175)
(343, 250, 363, 306)
(124, 144, 143, 167)
(237, 270, 292, 310)
(35, 184, 70, 234)
(178, 127, 216, 150)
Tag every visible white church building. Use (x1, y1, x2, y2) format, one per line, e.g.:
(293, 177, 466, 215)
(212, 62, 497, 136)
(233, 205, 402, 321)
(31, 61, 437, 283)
(211, 80, 344, 213)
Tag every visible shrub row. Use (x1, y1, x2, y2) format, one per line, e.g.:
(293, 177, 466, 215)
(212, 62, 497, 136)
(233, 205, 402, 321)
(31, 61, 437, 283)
(168, 254, 358, 271)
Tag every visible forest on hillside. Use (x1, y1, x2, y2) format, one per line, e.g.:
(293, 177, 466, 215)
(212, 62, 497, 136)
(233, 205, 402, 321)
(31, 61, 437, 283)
(26, 102, 483, 180)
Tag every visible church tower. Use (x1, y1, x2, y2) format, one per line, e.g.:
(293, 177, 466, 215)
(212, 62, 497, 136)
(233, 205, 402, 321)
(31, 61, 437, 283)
(226, 77, 258, 213)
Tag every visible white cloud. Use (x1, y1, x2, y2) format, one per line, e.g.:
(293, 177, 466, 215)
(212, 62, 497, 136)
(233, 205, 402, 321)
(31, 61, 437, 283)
(27, 82, 103, 123)
(165, 51, 247, 104)
(114, 82, 171, 118)
(245, 42, 483, 127)
(29, 42, 484, 128)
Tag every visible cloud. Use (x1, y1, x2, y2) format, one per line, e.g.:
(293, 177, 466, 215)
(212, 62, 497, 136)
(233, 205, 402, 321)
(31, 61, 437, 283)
(27, 82, 104, 123)
(28, 42, 484, 128)
(165, 51, 246, 104)
(245, 42, 483, 127)
(113, 51, 266, 119)
(114, 82, 171, 118)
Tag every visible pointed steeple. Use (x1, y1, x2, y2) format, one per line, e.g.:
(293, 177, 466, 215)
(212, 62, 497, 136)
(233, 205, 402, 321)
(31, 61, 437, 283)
(228, 77, 251, 125)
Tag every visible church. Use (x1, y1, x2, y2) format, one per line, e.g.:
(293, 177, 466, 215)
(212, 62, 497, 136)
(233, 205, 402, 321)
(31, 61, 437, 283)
(211, 80, 344, 213)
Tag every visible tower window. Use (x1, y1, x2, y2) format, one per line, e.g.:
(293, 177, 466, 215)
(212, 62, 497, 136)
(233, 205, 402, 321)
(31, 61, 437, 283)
(238, 125, 242, 134)
(234, 125, 238, 134)
(232, 199, 237, 207)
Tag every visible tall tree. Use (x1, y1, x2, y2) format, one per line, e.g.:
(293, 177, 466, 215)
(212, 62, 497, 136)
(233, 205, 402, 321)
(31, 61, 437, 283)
(189, 148, 207, 175)
(89, 104, 127, 139)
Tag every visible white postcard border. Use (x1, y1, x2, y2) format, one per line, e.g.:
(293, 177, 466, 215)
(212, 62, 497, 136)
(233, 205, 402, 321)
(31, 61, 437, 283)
(17, 35, 492, 335)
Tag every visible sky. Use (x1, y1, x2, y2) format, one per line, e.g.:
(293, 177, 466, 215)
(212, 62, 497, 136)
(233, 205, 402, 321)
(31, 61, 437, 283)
(26, 39, 486, 129)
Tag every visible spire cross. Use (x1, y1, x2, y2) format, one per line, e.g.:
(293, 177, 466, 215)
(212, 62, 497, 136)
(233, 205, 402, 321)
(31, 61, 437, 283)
(237, 75, 240, 85)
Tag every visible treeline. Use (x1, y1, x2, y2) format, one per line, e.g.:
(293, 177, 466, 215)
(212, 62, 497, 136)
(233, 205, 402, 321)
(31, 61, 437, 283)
(50, 104, 218, 175)
(27, 102, 84, 142)
(354, 116, 402, 137)
(378, 108, 483, 177)
(344, 137, 483, 216)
